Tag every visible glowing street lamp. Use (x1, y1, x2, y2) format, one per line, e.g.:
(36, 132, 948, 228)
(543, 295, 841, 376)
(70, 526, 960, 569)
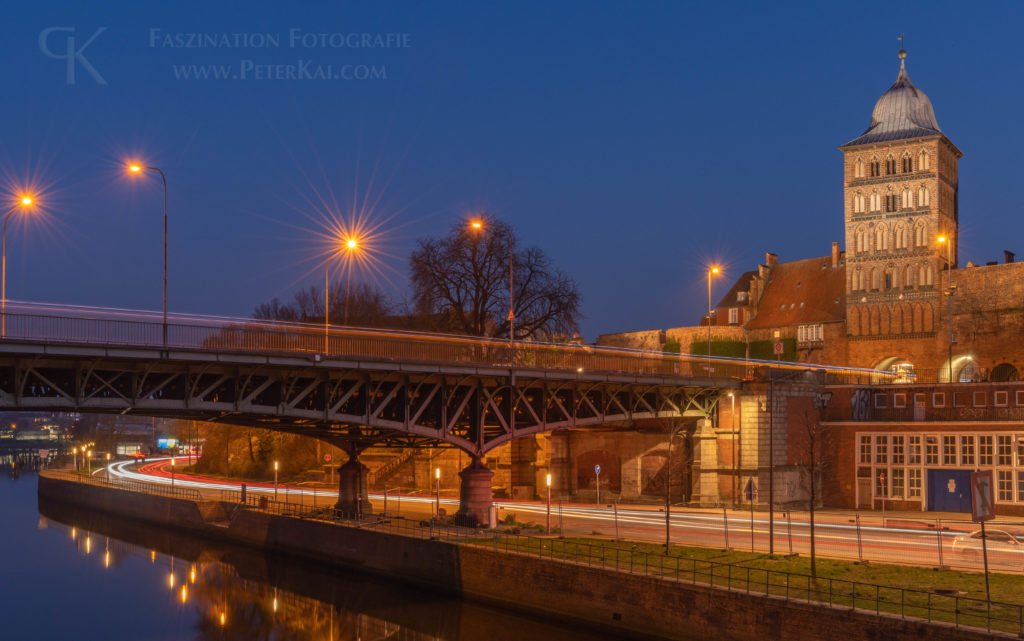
(105, 452, 111, 482)
(170, 457, 175, 489)
(467, 218, 516, 346)
(274, 460, 279, 499)
(86, 450, 92, 476)
(706, 266, 722, 367)
(125, 162, 169, 346)
(72, 447, 78, 472)
(546, 473, 552, 533)
(435, 467, 441, 518)
(2, 194, 36, 338)
(324, 235, 361, 353)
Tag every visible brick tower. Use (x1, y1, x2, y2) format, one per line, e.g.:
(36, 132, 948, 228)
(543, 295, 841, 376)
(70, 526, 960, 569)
(840, 49, 962, 350)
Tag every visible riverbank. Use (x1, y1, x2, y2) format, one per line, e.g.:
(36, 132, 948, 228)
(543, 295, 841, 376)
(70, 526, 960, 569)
(38, 470, 1010, 641)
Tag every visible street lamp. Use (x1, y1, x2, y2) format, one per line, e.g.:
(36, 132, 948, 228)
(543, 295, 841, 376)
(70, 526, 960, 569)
(274, 460, 279, 499)
(72, 447, 78, 472)
(435, 467, 441, 518)
(467, 218, 515, 345)
(546, 473, 552, 533)
(706, 266, 721, 368)
(2, 194, 36, 338)
(938, 235, 955, 382)
(324, 235, 361, 354)
(170, 457, 175, 489)
(105, 452, 111, 482)
(126, 163, 169, 347)
(86, 450, 92, 476)
(729, 392, 737, 508)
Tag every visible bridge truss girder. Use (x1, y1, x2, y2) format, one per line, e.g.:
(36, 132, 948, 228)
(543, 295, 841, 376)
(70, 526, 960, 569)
(0, 356, 726, 457)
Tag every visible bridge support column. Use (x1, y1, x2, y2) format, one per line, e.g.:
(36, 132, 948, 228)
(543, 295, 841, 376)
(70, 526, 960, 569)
(695, 418, 722, 507)
(335, 455, 372, 517)
(455, 457, 493, 527)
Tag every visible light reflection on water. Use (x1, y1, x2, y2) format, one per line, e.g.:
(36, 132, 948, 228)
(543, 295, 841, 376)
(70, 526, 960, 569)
(3, 470, 644, 641)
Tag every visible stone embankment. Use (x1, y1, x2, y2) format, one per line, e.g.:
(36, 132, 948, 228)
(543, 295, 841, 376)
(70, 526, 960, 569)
(38, 472, 1004, 641)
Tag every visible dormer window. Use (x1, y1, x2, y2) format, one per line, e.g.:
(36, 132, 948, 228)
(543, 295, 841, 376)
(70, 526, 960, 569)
(736, 291, 748, 303)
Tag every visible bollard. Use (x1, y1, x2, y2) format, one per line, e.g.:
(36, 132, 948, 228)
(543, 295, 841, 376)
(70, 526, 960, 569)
(383, 487, 388, 516)
(723, 507, 730, 550)
(559, 501, 563, 536)
(936, 518, 946, 569)
(240, 483, 246, 504)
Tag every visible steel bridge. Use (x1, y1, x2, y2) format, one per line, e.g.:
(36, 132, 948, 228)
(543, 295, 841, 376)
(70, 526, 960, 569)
(0, 303, 883, 457)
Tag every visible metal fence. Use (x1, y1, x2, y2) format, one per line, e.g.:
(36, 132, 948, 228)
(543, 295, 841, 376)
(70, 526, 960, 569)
(48, 469, 202, 502)
(0, 304, 897, 384)
(210, 495, 1022, 637)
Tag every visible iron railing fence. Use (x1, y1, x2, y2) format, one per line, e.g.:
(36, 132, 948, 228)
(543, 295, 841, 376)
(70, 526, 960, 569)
(0, 305, 897, 384)
(48, 469, 202, 501)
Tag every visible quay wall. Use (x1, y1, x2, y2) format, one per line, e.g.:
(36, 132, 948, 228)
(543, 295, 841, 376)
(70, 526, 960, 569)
(37, 473, 1001, 641)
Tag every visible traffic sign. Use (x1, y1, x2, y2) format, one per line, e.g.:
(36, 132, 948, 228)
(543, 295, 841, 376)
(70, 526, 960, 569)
(323, 453, 332, 462)
(773, 341, 784, 355)
(971, 470, 996, 522)
(594, 464, 601, 475)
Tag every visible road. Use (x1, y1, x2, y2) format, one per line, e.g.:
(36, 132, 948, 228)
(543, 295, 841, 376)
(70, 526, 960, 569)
(103, 458, 1024, 574)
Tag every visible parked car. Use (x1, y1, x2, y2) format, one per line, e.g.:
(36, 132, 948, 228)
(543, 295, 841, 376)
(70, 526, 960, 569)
(951, 528, 1024, 571)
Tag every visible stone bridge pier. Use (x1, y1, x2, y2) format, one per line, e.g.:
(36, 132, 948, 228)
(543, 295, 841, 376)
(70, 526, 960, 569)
(455, 457, 493, 527)
(335, 452, 372, 517)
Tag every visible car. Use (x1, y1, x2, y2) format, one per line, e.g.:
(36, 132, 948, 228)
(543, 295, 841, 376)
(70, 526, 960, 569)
(951, 528, 1024, 571)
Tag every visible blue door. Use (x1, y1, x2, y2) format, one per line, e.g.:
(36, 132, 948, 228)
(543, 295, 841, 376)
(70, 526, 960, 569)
(927, 469, 972, 513)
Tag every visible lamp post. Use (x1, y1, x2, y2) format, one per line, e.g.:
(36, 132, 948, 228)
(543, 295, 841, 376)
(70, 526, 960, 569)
(72, 447, 78, 472)
(468, 218, 515, 345)
(766, 367, 808, 555)
(546, 473, 552, 534)
(706, 266, 721, 369)
(105, 452, 111, 482)
(435, 467, 441, 518)
(938, 235, 954, 382)
(324, 236, 360, 353)
(274, 460, 279, 500)
(127, 163, 168, 347)
(170, 457, 175, 489)
(664, 423, 687, 552)
(2, 195, 36, 338)
(87, 450, 92, 476)
(729, 392, 737, 508)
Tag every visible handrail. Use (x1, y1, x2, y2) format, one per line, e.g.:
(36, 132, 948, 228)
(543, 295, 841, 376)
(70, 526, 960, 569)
(0, 302, 898, 384)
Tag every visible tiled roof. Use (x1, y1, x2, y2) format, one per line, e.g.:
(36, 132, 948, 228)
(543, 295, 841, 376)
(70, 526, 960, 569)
(715, 271, 756, 309)
(842, 51, 943, 148)
(745, 256, 846, 329)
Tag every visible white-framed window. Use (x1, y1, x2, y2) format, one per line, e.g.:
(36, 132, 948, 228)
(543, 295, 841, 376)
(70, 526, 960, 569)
(974, 392, 987, 407)
(960, 435, 975, 466)
(979, 435, 994, 466)
(728, 308, 738, 324)
(875, 435, 888, 464)
(894, 393, 907, 408)
(908, 468, 922, 498)
(736, 291, 747, 303)
(1018, 471, 1024, 503)
(943, 436, 957, 465)
(797, 323, 823, 344)
(998, 471, 1013, 502)
(996, 391, 1009, 407)
(892, 436, 905, 464)
(908, 436, 921, 464)
(933, 392, 946, 408)
(925, 436, 939, 465)
(860, 435, 872, 464)
(891, 468, 905, 498)
(998, 435, 1012, 466)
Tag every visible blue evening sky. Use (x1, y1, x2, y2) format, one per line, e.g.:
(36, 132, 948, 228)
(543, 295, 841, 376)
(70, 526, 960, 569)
(1, 1, 1020, 339)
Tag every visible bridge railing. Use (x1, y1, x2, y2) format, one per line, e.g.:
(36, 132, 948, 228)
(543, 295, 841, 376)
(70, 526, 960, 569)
(0, 304, 897, 384)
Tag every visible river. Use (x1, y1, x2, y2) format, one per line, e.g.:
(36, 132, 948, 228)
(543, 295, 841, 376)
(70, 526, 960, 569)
(1, 465, 652, 641)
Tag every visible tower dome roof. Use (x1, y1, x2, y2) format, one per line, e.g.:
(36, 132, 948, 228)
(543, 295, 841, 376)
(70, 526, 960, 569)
(843, 50, 942, 147)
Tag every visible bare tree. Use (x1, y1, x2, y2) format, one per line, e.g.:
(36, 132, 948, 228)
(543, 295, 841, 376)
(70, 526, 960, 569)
(253, 282, 397, 327)
(410, 216, 582, 339)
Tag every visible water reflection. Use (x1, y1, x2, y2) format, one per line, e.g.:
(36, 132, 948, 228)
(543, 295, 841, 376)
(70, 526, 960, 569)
(38, 496, 626, 641)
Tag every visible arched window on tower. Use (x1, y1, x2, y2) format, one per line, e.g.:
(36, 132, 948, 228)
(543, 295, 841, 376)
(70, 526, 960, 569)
(918, 150, 930, 171)
(926, 265, 934, 286)
(853, 192, 865, 213)
(918, 186, 930, 207)
(901, 187, 913, 209)
(885, 155, 896, 175)
(875, 224, 888, 251)
(903, 264, 913, 288)
(918, 264, 927, 287)
(902, 154, 913, 173)
(854, 158, 864, 178)
(871, 268, 879, 291)
(884, 271, 893, 290)
(870, 190, 881, 212)
(914, 221, 927, 247)
(854, 225, 868, 254)
(870, 158, 881, 177)
(885, 190, 898, 212)
(894, 223, 907, 249)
